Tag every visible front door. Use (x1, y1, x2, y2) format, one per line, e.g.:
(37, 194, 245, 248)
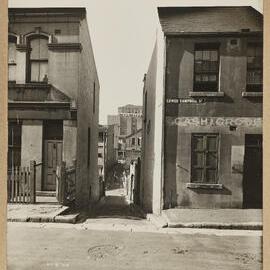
(243, 134, 262, 209)
(43, 140, 63, 191)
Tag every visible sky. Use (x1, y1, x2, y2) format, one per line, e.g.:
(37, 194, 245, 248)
(9, 0, 262, 124)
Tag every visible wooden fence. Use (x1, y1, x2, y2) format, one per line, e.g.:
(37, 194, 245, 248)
(7, 161, 36, 204)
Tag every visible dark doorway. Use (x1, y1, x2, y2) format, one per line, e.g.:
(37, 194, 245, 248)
(243, 134, 262, 209)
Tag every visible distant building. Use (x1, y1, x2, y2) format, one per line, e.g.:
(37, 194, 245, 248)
(98, 126, 107, 180)
(107, 104, 142, 165)
(8, 8, 100, 207)
(141, 6, 263, 214)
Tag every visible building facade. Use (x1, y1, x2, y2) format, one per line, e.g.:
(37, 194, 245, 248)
(8, 8, 100, 207)
(98, 125, 107, 180)
(107, 104, 143, 164)
(141, 6, 263, 214)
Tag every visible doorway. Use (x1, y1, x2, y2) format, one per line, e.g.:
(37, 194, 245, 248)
(243, 134, 262, 209)
(42, 120, 63, 192)
(43, 140, 63, 191)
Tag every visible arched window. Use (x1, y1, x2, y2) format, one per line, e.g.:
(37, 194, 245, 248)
(27, 36, 48, 83)
(8, 35, 17, 82)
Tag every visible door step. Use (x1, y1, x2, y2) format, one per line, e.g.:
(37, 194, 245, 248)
(36, 191, 56, 197)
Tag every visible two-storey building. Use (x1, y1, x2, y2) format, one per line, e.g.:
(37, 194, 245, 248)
(141, 6, 263, 214)
(8, 8, 100, 207)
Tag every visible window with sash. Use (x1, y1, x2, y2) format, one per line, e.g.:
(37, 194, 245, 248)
(191, 134, 219, 183)
(27, 36, 49, 83)
(194, 43, 220, 92)
(8, 122, 22, 170)
(246, 43, 263, 92)
(8, 36, 17, 82)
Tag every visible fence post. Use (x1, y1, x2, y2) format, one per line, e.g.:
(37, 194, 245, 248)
(30, 161, 36, 203)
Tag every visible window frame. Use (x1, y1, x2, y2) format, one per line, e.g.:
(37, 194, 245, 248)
(246, 42, 263, 92)
(26, 35, 49, 83)
(193, 43, 220, 92)
(8, 35, 17, 82)
(190, 133, 220, 184)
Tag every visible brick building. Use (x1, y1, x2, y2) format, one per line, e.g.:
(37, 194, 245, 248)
(8, 8, 100, 207)
(141, 6, 263, 214)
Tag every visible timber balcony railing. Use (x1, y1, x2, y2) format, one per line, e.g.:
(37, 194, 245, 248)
(7, 161, 36, 204)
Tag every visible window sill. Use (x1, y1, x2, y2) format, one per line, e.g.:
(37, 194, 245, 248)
(189, 91, 225, 97)
(242, 92, 262, 97)
(186, 183, 223, 190)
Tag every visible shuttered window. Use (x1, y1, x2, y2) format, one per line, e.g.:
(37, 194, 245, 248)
(191, 134, 219, 183)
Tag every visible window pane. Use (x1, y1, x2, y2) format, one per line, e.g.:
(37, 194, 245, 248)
(31, 62, 40, 81)
(30, 38, 48, 59)
(206, 153, 217, 167)
(206, 169, 216, 183)
(210, 51, 218, 61)
(193, 169, 203, 182)
(247, 70, 262, 84)
(39, 38, 49, 59)
(195, 75, 201, 82)
(40, 62, 48, 81)
(203, 50, 210, 60)
(31, 62, 48, 82)
(193, 136, 204, 150)
(8, 42, 16, 63)
(194, 152, 204, 167)
(209, 75, 217, 82)
(207, 136, 217, 151)
(202, 75, 209, 81)
(8, 65, 16, 81)
(195, 50, 203, 60)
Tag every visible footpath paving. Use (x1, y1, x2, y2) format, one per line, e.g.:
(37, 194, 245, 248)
(7, 204, 71, 223)
(7, 189, 263, 231)
(148, 208, 262, 230)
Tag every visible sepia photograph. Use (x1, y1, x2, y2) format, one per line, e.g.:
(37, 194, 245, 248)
(0, 0, 267, 269)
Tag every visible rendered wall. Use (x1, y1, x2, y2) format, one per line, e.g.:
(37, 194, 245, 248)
(76, 17, 100, 206)
(163, 25, 263, 208)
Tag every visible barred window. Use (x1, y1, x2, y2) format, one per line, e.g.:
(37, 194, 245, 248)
(194, 43, 220, 92)
(247, 43, 263, 92)
(191, 134, 219, 183)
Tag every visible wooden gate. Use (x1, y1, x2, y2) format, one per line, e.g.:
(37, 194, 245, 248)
(7, 161, 36, 203)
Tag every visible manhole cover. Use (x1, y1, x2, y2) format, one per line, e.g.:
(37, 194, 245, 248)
(87, 245, 123, 261)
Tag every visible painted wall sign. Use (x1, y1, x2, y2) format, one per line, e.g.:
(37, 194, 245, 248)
(166, 98, 205, 104)
(168, 117, 262, 127)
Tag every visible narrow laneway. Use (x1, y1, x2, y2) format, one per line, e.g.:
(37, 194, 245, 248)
(89, 188, 144, 220)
